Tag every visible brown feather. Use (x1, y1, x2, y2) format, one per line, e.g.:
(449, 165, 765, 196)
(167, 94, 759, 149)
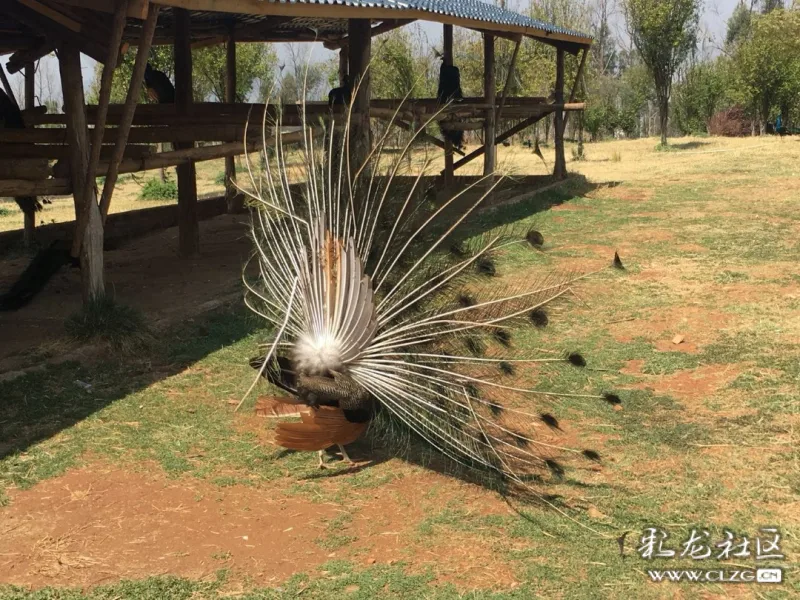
(254, 396, 304, 418)
(274, 406, 368, 451)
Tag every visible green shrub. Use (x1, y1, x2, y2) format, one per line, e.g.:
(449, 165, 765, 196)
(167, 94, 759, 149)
(139, 176, 178, 201)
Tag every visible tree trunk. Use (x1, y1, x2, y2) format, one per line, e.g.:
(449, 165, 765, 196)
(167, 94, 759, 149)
(659, 95, 669, 146)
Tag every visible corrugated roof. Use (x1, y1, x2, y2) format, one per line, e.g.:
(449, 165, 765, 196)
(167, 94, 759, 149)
(266, 0, 591, 40)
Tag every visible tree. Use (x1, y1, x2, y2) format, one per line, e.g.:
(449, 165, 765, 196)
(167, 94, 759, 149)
(193, 43, 278, 102)
(89, 43, 277, 104)
(733, 8, 800, 132)
(672, 60, 726, 134)
(725, 2, 753, 48)
(623, 0, 701, 145)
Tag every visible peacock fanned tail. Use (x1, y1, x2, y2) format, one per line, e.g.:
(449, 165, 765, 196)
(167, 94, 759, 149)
(241, 88, 622, 494)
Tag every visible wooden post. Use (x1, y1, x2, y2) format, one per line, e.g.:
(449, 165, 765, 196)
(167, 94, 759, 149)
(224, 20, 242, 213)
(553, 48, 567, 180)
(175, 7, 199, 257)
(483, 33, 496, 178)
(338, 45, 348, 87)
(58, 44, 104, 303)
(442, 24, 454, 186)
(23, 62, 36, 247)
(73, 0, 128, 257)
(347, 19, 371, 177)
(99, 2, 159, 223)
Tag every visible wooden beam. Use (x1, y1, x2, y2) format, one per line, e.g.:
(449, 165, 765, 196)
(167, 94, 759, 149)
(8, 0, 108, 63)
(5, 41, 53, 75)
(174, 7, 199, 257)
(562, 47, 588, 130)
(150, 0, 593, 47)
(0, 64, 18, 107)
(98, 4, 159, 223)
(385, 118, 465, 156)
(18, 0, 83, 32)
(8, 144, 154, 161)
(553, 48, 566, 180)
(442, 23, 454, 186)
(483, 33, 496, 177)
(0, 158, 50, 180)
(74, 0, 129, 257)
(55, 0, 149, 19)
(0, 124, 266, 144)
(0, 178, 71, 196)
(59, 43, 104, 302)
(448, 114, 546, 173)
(224, 19, 241, 213)
(495, 38, 521, 124)
(348, 18, 371, 175)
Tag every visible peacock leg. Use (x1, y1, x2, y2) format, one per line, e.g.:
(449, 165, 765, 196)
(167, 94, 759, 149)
(317, 450, 328, 469)
(338, 444, 355, 465)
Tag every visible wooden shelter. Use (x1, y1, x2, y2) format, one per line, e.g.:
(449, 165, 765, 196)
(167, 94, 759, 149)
(1, 0, 591, 304)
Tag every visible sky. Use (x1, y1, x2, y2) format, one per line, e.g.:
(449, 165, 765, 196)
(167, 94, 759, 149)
(4, 0, 747, 107)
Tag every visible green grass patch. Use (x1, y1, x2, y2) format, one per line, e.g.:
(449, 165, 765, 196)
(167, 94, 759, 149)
(139, 176, 178, 201)
(65, 296, 151, 352)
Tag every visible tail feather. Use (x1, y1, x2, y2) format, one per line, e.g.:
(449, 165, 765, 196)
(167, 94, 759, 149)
(243, 85, 622, 498)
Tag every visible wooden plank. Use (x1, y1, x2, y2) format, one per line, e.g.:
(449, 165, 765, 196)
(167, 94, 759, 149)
(18, 0, 83, 32)
(174, 6, 199, 257)
(55, 0, 149, 19)
(150, 0, 593, 47)
(553, 48, 566, 180)
(4, 144, 153, 161)
(483, 33, 495, 177)
(0, 178, 71, 196)
(0, 158, 50, 180)
(0, 124, 265, 144)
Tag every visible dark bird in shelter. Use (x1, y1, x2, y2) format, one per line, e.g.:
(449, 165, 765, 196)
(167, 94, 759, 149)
(144, 63, 175, 104)
(437, 62, 465, 150)
(240, 94, 624, 484)
(0, 89, 45, 231)
(327, 78, 352, 108)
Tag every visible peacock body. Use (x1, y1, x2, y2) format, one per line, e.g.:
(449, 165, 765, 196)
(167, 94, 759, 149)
(243, 94, 620, 487)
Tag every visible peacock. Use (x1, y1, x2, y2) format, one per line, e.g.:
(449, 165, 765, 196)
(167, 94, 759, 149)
(241, 92, 622, 493)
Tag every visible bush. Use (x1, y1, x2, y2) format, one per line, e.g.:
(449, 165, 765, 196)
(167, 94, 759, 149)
(708, 107, 751, 137)
(139, 176, 178, 201)
(0, 205, 14, 217)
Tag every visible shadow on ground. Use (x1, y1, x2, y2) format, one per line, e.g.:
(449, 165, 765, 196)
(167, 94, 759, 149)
(0, 172, 610, 503)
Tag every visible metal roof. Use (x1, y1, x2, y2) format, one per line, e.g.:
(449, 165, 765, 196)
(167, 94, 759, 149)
(265, 0, 591, 41)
